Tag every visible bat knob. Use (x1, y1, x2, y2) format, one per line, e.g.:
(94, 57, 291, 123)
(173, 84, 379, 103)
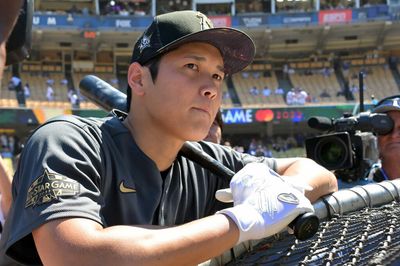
(289, 212, 319, 241)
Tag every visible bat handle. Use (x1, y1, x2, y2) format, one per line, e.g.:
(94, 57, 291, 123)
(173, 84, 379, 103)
(216, 188, 319, 240)
(288, 212, 319, 241)
(180, 143, 319, 240)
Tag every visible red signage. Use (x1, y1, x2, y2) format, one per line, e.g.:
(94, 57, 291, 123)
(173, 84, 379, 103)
(209, 16, 231, 27)
(83, 31, 97, 39)
(254, 109, 303, 122)
(255, 109, 274, 122)
(318, 9, 352, 25)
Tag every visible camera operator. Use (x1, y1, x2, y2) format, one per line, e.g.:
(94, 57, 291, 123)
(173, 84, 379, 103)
(367, 95, 400, 181)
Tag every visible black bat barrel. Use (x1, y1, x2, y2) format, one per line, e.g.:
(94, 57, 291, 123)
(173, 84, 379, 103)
(79, 75, 127, 112)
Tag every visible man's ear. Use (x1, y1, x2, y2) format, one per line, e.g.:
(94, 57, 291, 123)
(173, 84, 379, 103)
(127, 62, 145, 96)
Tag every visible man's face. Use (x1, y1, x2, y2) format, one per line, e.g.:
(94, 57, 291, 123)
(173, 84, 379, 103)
(378, 110, 400, 160)
(140, 42, 224, 141)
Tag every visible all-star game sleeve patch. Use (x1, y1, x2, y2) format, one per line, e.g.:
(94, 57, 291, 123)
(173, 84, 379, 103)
(25, 168, 80, 208)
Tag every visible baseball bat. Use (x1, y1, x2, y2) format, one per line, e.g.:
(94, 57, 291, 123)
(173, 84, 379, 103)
(79, 75, 319, 241)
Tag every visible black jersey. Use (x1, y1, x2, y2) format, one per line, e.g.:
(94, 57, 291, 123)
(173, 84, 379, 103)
(0, 112, 275, 265)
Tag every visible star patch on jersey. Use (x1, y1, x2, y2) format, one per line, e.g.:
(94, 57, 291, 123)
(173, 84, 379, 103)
(277, 193, 299, 205)
(25, 169, 80, 208)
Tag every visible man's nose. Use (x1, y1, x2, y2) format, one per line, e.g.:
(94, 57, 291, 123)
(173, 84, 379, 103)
(200, 78, 218, 100)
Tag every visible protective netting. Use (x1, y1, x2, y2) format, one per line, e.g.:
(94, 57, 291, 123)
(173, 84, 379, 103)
(227, 201, 400, 266)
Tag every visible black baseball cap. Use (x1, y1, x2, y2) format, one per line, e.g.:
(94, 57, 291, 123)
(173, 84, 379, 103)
(130, 10, 255, 75)
(373, 95, 400, 113)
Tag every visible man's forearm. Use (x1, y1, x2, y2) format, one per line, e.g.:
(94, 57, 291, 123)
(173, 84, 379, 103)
(276, 157, 338, 202)
(34, 214, 239, 266)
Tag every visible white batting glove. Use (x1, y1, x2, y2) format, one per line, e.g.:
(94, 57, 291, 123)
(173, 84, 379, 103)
(216, 163, 314, 244)
(215, 167, 312, 203)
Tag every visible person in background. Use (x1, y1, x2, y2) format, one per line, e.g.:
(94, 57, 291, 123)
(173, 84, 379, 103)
(7, 76, 21, 92)
(0, 156, 12, 223)
(46, 84, 54, 101)
(371, 94, 378, 105)
(23, 83, 30, 99)
(367, 95, 400, 181)
(204, 110, 223, 144)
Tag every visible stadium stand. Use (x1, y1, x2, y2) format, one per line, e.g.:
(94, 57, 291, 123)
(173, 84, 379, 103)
(35, 0, 95, 15)
(232, 64, 283, 107)
(287, 61, 345, 104)
(221, 81, 234, 108)
(346, 63, 399, 103)
(19, 72, 67, 102)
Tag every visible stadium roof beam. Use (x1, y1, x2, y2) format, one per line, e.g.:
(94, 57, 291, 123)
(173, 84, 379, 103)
(259, 28, 272, 58)
(315, 25, 331, 53)
(375, 21, 392, 48)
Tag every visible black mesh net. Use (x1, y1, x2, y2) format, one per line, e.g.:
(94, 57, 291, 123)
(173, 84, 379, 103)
(227, 201, 400, 266)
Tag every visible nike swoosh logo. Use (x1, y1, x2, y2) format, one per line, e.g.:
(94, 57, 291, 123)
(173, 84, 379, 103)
(119, 181, 137, 193)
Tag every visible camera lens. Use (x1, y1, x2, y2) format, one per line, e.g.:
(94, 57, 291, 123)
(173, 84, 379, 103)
(315, 137, 348, 169)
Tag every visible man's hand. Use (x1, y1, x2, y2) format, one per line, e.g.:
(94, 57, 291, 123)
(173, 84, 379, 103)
(216, 163, 314, 244)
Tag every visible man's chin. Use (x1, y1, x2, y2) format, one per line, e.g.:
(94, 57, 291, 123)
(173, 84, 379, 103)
(184, 132, 208, 142)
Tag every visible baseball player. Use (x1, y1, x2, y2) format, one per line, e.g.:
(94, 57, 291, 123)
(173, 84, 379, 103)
(0, 10, 337, 265)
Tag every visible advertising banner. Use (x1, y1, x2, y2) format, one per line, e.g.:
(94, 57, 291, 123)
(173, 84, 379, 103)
(209, 15, 232, 27)
(0, 104, 373, 126)
(221, 104, 372, 125)
(318, 9, 352, 24)
(282, 15, 313, 24)
(32, 14, 152, 29)
(238, 15, 266, 27)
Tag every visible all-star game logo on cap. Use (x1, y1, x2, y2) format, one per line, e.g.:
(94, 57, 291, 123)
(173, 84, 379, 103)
(130, 10, 255, 75)
(138, 31, 152, 53)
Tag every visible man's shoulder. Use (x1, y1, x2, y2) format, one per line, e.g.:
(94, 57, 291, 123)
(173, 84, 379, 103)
(40, 114, 106, 132)
(26, 115, 112, 146)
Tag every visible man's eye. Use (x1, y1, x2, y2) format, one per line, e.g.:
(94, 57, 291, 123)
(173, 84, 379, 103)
(213, 74, 223, 81)
(186, 63, 198, 70)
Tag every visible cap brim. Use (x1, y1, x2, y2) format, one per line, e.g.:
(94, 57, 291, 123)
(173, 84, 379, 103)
(373, 105, 400, 113)
(156, 27, 255, 75)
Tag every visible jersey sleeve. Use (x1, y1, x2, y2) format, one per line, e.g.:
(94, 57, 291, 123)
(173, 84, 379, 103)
(3, 118, 105, 263)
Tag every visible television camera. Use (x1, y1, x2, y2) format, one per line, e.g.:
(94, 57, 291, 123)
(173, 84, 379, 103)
(305, 111, 393, 182)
